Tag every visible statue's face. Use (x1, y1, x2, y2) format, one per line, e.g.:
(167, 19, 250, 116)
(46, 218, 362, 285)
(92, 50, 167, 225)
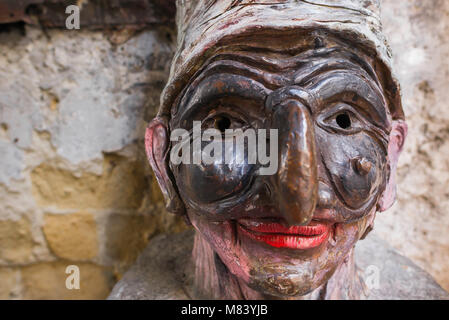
(147, 35, 407, 298)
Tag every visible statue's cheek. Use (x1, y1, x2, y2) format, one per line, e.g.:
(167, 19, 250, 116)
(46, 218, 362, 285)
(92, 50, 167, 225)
(177, 137, 255, 205)
(317, 129, 387, 210)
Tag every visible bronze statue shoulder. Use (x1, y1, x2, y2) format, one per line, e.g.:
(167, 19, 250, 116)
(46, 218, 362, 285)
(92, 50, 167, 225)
(356, 233, 449, 300)
(108, 230, 195, 300)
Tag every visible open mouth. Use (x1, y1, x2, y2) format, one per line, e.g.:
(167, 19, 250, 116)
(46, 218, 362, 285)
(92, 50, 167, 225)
(237, 219, 331, 249)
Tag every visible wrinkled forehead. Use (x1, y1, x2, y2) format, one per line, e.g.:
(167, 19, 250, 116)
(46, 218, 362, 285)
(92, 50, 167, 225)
(171, 31, 392, 130)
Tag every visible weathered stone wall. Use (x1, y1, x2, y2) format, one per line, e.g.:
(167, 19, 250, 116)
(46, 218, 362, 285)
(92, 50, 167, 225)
(0, 0, 448, 299)
(0, 25, 188, 299)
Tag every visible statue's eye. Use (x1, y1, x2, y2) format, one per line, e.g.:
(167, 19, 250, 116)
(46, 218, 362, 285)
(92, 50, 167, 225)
(317, 104, 364, 134)
(203, 113, 247, 132)
(214, 116, 231, 132)
(335, 112, 352, 129)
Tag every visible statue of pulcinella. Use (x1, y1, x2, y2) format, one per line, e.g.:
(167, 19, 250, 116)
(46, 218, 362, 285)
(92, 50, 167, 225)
(109, 0, 449, 300)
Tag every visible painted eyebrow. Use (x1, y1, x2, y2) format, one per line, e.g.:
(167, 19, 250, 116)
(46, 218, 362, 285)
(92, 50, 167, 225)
(306, 70, 389, 128)
(176, 72, 270, 121)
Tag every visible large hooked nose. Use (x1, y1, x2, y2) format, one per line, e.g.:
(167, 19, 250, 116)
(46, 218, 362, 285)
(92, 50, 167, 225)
(266, 87, 318, 226)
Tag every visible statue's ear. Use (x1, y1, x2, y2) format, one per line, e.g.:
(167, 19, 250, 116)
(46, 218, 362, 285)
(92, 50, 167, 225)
(145, 116, 185, 215)
(378, 120, 408, 212)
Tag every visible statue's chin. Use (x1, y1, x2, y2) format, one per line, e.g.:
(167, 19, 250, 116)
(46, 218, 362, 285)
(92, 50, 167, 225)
(246, 274, 324, 298)
(189, 211, 371, 299)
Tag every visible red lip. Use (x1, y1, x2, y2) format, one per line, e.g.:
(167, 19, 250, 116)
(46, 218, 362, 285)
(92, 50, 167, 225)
(238, 219, 330, 249)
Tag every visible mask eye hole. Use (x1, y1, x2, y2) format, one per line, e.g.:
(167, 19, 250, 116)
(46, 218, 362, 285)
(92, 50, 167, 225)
(336, 112, 351, 129)
(317, 104, 364, 135)
(214, 116, 231, 132)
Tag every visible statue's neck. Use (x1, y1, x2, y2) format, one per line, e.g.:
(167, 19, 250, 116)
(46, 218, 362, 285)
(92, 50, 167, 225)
(191, 232, 366, 300)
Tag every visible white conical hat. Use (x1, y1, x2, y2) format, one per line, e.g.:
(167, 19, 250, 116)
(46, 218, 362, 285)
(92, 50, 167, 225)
(159, 0, 403, 120)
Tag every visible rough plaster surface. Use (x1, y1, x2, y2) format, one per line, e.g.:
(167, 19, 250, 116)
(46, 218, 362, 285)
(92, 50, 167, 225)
(0, 0, 448, 299)
(0, 25, 174, 179)
(376, 0, 449, 292)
